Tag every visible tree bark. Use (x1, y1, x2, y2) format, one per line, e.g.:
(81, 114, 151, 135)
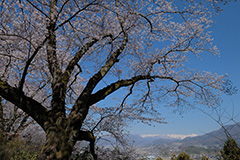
(38, 130, 75, 159)
(37, 113, 97, 159)
(38, 116, 78, 160)
(0, 96, 4, 132)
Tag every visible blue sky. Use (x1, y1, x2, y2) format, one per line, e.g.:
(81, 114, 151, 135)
(128, 1, 240, 136)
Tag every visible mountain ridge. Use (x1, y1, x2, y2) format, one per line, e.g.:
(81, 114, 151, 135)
(131, 122, 240, 147)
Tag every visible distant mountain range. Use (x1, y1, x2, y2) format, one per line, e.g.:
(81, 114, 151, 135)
(181, 122, 240, 147)
(129, 122, 240, 148)
(92, 123, 240, 159)
(124, 123, 240, 158)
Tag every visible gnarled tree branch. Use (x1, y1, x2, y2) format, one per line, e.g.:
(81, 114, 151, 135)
(89, 75, 176, 106)
(0, 79, 48, 129)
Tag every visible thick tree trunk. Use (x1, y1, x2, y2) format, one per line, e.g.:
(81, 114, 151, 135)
(39, 131, 71, 159)
(38, 128, 76, 159)
(38, 115, 78, 160)
(37, 122, 97, 160)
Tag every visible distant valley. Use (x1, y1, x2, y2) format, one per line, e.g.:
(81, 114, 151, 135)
(128, 123, 240, 159)
(91, 123, 240, 159)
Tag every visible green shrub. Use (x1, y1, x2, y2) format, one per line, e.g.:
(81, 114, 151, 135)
(10, 150, 38, 160)
(171, 152, 192, 160)
(201, 155, 209, 160)
(0, 133, 39, 160)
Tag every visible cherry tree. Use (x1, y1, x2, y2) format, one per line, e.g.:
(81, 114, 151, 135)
(0, 0, 235, 159)
(0, 97, 33, 139)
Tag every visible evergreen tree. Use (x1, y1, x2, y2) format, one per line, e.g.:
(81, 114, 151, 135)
(220, 138, 240, 160)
